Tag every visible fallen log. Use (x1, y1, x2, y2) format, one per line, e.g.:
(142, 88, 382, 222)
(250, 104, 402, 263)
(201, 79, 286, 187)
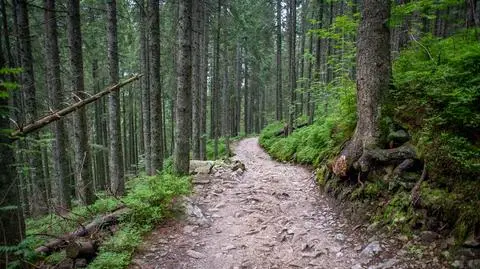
(35, 207, 130, 256)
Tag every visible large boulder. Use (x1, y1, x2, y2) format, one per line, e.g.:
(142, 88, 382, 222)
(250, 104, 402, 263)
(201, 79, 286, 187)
(189, 160, 214, 175)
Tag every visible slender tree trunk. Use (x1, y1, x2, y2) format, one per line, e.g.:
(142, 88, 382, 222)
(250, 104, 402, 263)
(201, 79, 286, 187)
(138, 0, 151, 174)
(92, 60, 106, 190)
(276, 0, 283, 121)
(244, 53, 250, 134)
(44, 0, 71, 211)
(235, 42, 242, 136)
(288, 0, 297, 134)
(191, 0, 201, 159)
(107, 0, 124, 195)
(18, 0, 48, 215)
(212, 0, 221, 158)
(199, 0, 208, 160)
(149, 0, 164, 174)
(67, 0, 94, 205)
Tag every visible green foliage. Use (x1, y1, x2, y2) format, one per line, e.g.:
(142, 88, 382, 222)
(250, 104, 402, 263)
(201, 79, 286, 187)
(259, 81, 356, 166)
(391, 30, 480, 182)
(88, 251, 130, 269)
(22, 173, 190, 268)
(89, 173, 190, 268)
(123, 173, 191, 229)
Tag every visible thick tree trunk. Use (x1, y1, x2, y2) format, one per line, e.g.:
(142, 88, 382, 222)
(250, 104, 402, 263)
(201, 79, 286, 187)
(149, 0, 164, 174)
(44, 0, 71, 211)
(173, 0, 193, 175)
(333, 0, 391, 177)
(18, 0, 48, 215)
(0, 27, 26, 269)
(107, 0, 125, 195)
(67, 0, 95, 205)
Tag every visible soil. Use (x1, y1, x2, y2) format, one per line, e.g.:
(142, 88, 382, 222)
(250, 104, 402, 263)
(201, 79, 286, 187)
(130, 138, 450, 269)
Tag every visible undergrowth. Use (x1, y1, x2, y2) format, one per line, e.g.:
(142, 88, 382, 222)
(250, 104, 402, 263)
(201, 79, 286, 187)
(259, 29, 480, 241)
(20, 173, 191, 269)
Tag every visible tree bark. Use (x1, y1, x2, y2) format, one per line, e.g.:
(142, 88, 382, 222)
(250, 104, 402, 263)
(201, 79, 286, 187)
(44, 0, 71, 211)
(333, 0, 391, 177)
(199, 0, 208, 160)
(191, 0, 201, 160)
(0, 25, 26, 269)
(138, 0, 151, 174)
(173, 0, 193, 175)
(67, 0, 94, 205)
(287, 0, 297, 135)
(276, 0, 283, 121)
(18, 0, 48, 215)
(149, 0, 164, 174)
(107, 0, 125, 196)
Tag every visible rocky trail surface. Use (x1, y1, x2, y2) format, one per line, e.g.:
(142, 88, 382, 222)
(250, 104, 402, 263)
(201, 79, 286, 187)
(130, 138, 451, 269)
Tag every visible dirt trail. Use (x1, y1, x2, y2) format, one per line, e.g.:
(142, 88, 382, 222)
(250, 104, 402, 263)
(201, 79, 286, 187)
(131, 138, 447, 269)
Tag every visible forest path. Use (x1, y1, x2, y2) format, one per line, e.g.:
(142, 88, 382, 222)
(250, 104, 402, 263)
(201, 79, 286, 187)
(130, 138, 445, 269)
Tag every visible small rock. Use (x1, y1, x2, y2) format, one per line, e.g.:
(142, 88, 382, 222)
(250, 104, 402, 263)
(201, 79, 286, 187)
(186, 250, 205, 259)
(351, 264, 364, 269)
(361, 241, 382, 257)
(336, 252, 344, 258)
(420, 231, 440, 243)
(335, 233, 346, 242)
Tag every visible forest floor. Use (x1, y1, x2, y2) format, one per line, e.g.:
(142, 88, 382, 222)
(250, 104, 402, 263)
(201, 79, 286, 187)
(129, 138, 449, 269)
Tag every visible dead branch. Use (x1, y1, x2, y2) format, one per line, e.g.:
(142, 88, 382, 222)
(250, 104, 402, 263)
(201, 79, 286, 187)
(11, 74, 143, 138)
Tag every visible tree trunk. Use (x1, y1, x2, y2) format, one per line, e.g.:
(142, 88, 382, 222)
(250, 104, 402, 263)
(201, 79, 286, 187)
(191, 0, 201, 160)
(199, 0, 208, 160)
(92, 60, 106, 191)
(18, 0, 48, 215)
(212, 0, 221, 158)
(0, 22, 25, 269)
(173, 0, 193, 175)
(287, 0, 297, 135)
(67, 0, 95, 205)
(466, 0, 479, 27)
(149, 0, 164, 174)
(276, 0, 283, 121)
(44, 0, 71, 211)
(107, 0, 125, 195)
(138, 0, 151, 174)
(334, 0, 391, 176)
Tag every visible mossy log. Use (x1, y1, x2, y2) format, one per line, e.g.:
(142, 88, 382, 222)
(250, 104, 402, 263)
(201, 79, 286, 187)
(35, 206, 129, 255)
